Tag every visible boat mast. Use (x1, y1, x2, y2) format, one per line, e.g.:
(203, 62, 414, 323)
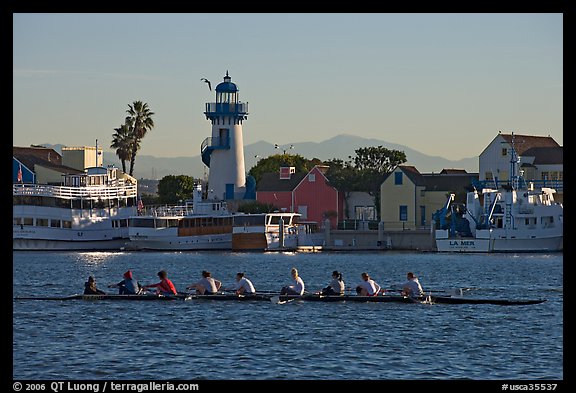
(508, 133, 522, 190)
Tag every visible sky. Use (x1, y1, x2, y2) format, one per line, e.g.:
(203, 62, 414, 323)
(13, 13, 563, 161)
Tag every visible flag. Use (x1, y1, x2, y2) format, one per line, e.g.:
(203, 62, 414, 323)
(137, 198, 144, 214)
(17, 163, 23, 183)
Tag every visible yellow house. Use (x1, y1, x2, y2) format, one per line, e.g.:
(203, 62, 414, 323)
(380, 166, 478, 230)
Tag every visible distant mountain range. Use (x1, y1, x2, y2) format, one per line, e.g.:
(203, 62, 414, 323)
(38, 134, 478, 179)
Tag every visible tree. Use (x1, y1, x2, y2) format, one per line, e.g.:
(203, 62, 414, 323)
(125, 101, 155, 176)
(157, 175, 195, 205)
(248, 154, 316, 184)
(353, 146, 407, 173)
(110, 123, 133, 173)
(324, 147, 407, 220)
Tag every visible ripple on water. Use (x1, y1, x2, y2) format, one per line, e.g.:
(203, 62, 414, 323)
(13, 251, 563, 380)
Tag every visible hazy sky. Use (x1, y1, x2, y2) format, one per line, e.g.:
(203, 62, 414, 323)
(13, 13, 563, 161)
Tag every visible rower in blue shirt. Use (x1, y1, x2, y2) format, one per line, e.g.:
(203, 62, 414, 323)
(108, 270, 141, 295)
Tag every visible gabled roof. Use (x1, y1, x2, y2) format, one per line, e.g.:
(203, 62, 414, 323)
(398, 165, 426, 186)
(257, 172, 307, 192)
(499, 133, 560, 155)
(521, 146, 563, 165)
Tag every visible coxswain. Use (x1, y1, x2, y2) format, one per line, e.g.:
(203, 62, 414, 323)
(84, 276, 106, 295)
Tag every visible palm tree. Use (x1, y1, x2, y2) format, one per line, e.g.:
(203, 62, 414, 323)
(125, 101, 155, 176)
(110, 123, 133, 173)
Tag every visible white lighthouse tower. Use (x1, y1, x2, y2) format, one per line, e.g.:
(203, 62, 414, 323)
(201, 71, 248, 200)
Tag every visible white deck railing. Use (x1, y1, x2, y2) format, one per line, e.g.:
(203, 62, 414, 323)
(13, 183, 138, 199)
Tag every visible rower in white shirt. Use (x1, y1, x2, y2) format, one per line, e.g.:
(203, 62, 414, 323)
(228, 272, 256, 295)
(401, 272, 424, 297)
(280, 267, 305, 296)
(355, 272, 383, 296)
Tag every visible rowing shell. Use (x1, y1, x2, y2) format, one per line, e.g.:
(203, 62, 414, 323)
(14, 293, 546, 305)
(13, 294, 187, 301)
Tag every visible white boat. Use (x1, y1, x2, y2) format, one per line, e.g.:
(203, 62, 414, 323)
(232, 212, 324, 251)
(125, 185, 234, 250)
(13, 166, 138, 250)
(433, 183, 563, 253)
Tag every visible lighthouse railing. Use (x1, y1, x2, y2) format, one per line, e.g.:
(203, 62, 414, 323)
(204, 102, 248, 115)
(201, 136, 230, 153)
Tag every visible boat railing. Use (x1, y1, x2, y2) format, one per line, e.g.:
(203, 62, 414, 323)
(13, 183, 137, 199)
(474, 179, 563, 192)
(145, 205, 192, 217)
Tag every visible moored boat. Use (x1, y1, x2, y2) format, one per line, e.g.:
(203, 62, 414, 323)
(231, 212, 324, 251)
(13, 165, 138, 251)
(125, 185, 234, 251)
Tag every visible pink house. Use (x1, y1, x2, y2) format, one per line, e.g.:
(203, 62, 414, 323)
(256, 165, 343, 229)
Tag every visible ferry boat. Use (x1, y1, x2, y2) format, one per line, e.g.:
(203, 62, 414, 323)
(125, 185, 234, 250)
(232, 212, 324, 251)
(433, 183, 563, 253)
(13, 166, 138, 250)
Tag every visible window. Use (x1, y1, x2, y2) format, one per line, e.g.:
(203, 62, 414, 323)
(502, 148, 508, 156)
(50, 219, 61, 228)
(354, 206, 376, 221)
(395, 172, 403, 185)
(298, 206, 308, 219)
(485, 172, 493, 180)
(399, 205, 408, 221)
(37, 219, 49, 227)
(308, 174, 315, 182)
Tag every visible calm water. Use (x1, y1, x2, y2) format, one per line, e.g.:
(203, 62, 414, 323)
(12, 251, 563, 381)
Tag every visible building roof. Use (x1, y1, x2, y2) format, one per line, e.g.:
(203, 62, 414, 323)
(422, 173, 479, 192)
(257, 172, 307, 192)
(13, 146, 62, 165)
(13, 147, 82, 175)
(440, 168, 468, 174)
(499, 133, 560, 155)
(399, 165, 426, 186)
(521, 146, 563, 165)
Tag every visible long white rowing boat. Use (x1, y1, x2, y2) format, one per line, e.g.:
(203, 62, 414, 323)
(14, 293, 546, 305)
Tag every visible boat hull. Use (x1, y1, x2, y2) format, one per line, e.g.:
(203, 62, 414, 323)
(13, 238, 129, 251)
(14, 293, 546, 305)
(126, 234, 232, 251)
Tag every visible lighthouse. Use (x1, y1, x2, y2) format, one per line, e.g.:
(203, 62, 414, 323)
(201, 71, 249, 200)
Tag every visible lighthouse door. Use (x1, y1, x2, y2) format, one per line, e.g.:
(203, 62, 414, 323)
(218, 128, 229, 147)
(225, 183, 234, 200)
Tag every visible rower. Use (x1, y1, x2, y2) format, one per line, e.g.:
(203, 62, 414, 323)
(143, 270, 177, 296)
(84, 276, 106, 295)
(320, 270, 345, 295)
(226, 272, 256, 295)
(355, 272, 383, 296)
(401, 272, 424, 297)
(108, 270, 142, 295)
(280, 267, 305, 296)
(186, 270, 222, 295)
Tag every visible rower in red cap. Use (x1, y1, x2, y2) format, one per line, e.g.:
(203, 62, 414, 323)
(108, 270, 142, 295)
